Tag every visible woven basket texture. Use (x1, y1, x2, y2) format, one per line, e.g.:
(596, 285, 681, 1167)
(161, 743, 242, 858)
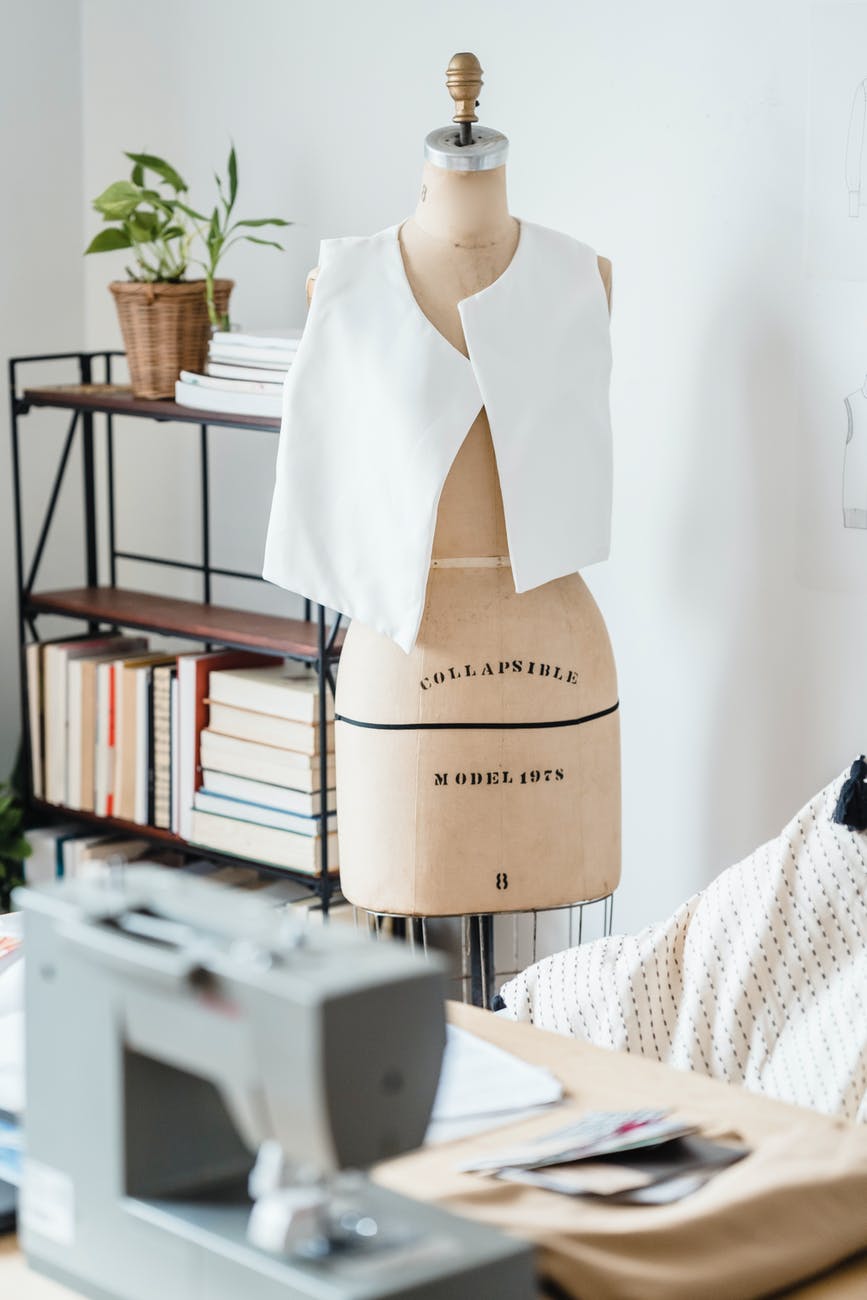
(109, 278, 234, 399)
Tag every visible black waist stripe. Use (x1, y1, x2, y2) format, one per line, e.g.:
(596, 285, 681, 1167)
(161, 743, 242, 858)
(334, 700, 620, 733)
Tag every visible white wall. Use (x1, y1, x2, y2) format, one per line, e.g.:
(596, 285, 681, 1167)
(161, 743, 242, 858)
(0, 0, 84, 778)
(7, 0, 865, 935)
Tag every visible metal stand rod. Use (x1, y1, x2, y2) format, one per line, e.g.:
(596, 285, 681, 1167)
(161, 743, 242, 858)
(105, 354, 117, 588)
(9, 359, 33, 806)
(469, 913, 494, 1007)
(25, 411, 79, 593)
(316, 603, 332, 915)
(200, 423, 211, 604)
(80, 356, 99, 633)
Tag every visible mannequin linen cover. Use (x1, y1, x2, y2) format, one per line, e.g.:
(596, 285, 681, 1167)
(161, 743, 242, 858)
(263, 220, 613, 652)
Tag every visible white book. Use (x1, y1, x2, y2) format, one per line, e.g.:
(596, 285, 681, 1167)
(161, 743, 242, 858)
(210, 329, 301, 350)
(201, 769, 335, 817)
(193, 789, 336, 835)
(208, 341, 296, 363)
(92, 644, 150, 816)
(207, 350, 291, 371)
(25, 643, 44, 799)
(177, 655, 199, 842)
(189, 809, 338, 875)
(207, 701, 331, 755)
(175, 380, 283, 418)
(170, 675, 180, 834)
(208, 665, 334, 723)
(179, 370, 286, 396)
(66, 660, 85, 809)
(200, 730, 335, 793)
(152, 664, 174, 829)
(62, 834, 150, 881)
(207, 361, 289, 383)
(134, 665, 150, 825)
(95, 661, 117, 817)
(24, 824, 82, 884)
(66, 644, 146, 810)
(44, 635, 143, 807)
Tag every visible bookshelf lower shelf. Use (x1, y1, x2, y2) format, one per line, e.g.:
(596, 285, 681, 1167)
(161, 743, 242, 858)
(31, 799, 338, 889)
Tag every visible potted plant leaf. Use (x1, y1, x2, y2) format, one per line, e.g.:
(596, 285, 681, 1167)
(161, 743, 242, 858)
(86, 147, 289, 399)
(0, 782, 31, 912)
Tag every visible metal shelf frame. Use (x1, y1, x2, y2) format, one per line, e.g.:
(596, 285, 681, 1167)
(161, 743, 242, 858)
(9, 350, 339, 908)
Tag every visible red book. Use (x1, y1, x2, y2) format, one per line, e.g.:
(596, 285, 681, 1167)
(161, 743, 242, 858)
(176, 649, 277, 840)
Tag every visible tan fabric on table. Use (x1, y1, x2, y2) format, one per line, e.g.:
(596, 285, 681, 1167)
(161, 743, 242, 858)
(375, 1004, 867, 1300)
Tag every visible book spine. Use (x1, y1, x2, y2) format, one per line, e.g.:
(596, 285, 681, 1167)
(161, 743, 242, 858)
(26, 644, 44, 800)
(147, 669, 155, 826)
(106, 664, 116, 817)
(170, 672, 179, 834)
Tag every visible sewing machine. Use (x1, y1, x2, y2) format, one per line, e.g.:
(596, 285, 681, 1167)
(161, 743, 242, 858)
(16, 868, 535, 1299)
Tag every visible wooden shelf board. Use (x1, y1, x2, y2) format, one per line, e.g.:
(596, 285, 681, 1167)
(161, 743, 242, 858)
(25, 587, 343, 659)
(30, 799, 338, 887)
(21, 383, 281, 433)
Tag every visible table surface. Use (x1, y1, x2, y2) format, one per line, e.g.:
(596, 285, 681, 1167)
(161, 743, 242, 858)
(3, 1004, 867, 1298)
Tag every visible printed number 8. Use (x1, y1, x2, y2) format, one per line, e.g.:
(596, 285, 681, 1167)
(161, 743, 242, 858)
(496, 872, 508, 890)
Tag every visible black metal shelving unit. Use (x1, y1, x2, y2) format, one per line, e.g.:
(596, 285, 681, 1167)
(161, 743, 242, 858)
(8, 349, 342, 911)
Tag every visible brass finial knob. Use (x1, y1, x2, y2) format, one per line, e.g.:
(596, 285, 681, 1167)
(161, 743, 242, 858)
(446, 52, 482, 124)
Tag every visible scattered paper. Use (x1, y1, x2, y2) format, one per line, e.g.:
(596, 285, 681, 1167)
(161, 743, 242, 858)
(503, 1161, 652, 1196)
(425, 1026, 563, 1145)
(490, 1131, 750, 1206)
(460, 1110, 695, 1174)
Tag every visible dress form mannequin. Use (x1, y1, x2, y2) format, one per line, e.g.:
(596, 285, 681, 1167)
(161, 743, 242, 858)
(316, 56, 620, 918)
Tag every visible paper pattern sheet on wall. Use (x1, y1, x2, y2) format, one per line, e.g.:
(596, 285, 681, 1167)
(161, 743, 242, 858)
(797, 281, 867, 591)
(846, 78, 867, 219)
(798, 5, 867, 590)
(843, 379, 867, 528)
(807, 4, 867, 279)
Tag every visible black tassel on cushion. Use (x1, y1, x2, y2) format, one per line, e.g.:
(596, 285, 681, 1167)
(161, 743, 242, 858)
(833, 756, 867, 830)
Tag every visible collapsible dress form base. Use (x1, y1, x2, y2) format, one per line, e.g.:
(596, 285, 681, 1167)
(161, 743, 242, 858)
(336, 406, 621, 918)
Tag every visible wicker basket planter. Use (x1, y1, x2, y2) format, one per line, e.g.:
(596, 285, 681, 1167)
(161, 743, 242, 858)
(109, 278, 233, 399)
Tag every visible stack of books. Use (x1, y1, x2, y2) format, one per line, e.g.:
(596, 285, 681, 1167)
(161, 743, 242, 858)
(191, 663, 337, 875)
(26, 638, 335, 878)
(24, 824, 352, 919)
(174, 329, 301, 418)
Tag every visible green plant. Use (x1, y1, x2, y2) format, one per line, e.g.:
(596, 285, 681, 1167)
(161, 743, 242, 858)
(179, 145, 290, 329)
(86, 152, 193, 282)
(0, 783, 30, 912)
(85, 145, 290, 329)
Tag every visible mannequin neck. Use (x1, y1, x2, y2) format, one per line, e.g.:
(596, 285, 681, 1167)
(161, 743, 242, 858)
(410, 160, 515, 249)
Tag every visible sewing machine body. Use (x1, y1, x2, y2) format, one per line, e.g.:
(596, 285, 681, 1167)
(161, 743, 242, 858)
(17, 869, 534, 1299)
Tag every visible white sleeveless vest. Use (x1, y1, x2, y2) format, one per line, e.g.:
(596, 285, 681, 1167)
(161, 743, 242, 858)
(262, 220, 613, 653)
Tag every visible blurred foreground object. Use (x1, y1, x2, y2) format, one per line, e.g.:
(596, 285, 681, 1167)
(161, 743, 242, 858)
(16, 867, 533, 1299)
